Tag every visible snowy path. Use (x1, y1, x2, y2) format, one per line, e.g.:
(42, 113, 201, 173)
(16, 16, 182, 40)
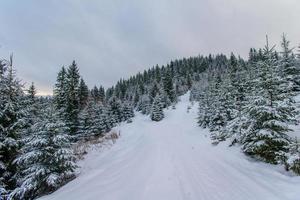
(40, 93, 300, 200)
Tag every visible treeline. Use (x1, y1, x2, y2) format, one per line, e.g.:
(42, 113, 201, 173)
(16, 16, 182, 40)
(0, 59, 134, 199)
(0, 49, 225, 199)
(191, 35, 300, 174)
(2, 34, 300, 199)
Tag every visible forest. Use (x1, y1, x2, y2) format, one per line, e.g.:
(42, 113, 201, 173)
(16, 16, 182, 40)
(1, 35, 300, 199)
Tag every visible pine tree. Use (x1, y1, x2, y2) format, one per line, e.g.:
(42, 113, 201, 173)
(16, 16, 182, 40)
(162, 69, 176, 104)
(66, 61, 81, 136)
(207, 75, 227, 132)
(242, 41, 298, 164)
(149, 81, 159, 104)
(91, 86, 100, 102)
(53, 67, 67, 112)
(98, 86, 105, 103)
(150, 95, 164, 121)
(137, 94, 151, 115)
(279, 34, 300, 93)
(0, 56, 27, 195)
(9, 107, 76, 199)
(79, 101, 108, 139)
(78, 78, 89, 109)
(121, 102, 134, 122)
(108, 96, 123, 124)
(197, 90, 211, 128)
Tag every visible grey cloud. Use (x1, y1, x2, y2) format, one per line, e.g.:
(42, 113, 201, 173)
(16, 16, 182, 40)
(0, 0, 299, 95)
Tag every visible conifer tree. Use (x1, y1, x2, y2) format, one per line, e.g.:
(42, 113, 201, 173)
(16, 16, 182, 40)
(10, 107, 76, 199)
(66, 61, 81, 136)
(279, 34, 300, 93)
(162, 69, 176, 104)
(79, 101, 108, 139)
(0, 56, 28, 196)
(121, 102, 134, 122)
(137, 94, 151, 115)
(91, 86, 100, 102)
(98, 86, 105, 103)
(78, 78, 89, 109)
(108, 96, 123, 124)
(242, 41, 298, 164)
(53, 67, 67, 112)
(150, 95, 164, 121)
(197, 87, 212, 128)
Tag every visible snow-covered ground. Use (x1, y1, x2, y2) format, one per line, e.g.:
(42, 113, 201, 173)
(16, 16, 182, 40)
(39, 93, 300, 200)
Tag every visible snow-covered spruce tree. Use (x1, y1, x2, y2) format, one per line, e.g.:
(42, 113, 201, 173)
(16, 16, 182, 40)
(279, 34, 300, 93)
(78, 78, 89, 109)
(285, 138, 300, 174)
(242, 41, 298, 164)
(25, 82, 39, 126)
(0, 56, 27, 195)
(150, 94, 164, 121)
(207, 74, 228, 133)
(10, 107, 76, 199)
(222, 65, 249, 145)
(108, 96, 123, 124)
(216, 57, 249, 144)
(137, 94, 151, 115)
(65, 61, 81, 136)
(90, 86, 100, 102)
(162, 69, 176, 104)
(78, 100, 94, 140)
(197, 89, 212, 129)
(98, 86, 105, 103)
(53, 66, 67, 113)
(121, 102, 135, 123)
(159, 89, 172, 109)
(149, 81, 160, 104)
(196, 75, 212, 129)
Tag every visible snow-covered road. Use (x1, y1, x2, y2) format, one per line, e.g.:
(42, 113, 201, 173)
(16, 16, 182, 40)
(40, 93, 300, 200)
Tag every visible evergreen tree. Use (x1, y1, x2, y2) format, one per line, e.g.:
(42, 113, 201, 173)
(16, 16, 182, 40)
(150, 95, 164, 121)
(79, 101, 108, 139)
(78, 78, 89, 109)
(279, 34, 300, 93)
(207, 75, 227, 132)
(66, 61, 81, 136)
(25, 82, 38, 126)
(91, 86, 100, 102)
(108, 96, 123, 124)
(242, 42, 298, 164)
(137, 94, 151, 115)
(53, 67, 67, 112)
(121, 102, 135, 122)
(0, 56, 27, 195)
(10, 108, 76, 199)
(162, 69, 176, 104)
(98, 86, 105, 103)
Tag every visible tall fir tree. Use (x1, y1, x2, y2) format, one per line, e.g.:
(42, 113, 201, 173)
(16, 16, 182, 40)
(0, 56, 27, 195)
(150, 94, 164, 121)
(279, 34, 300, 93)
(10, 107, 76, 199)
(162, 69, 176, 104)
(78, 78, 89, 109)
(242, 41, 298, 164)
(98, 86, 105, 103)
(66, 61, 81, 136)
(53, 67, 67, 112)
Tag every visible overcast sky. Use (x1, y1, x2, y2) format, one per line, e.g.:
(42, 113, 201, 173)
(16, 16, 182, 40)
(0, 0, 299, 95)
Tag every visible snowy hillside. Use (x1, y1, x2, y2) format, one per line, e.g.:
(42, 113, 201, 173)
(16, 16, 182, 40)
(39, 93, 300, 200)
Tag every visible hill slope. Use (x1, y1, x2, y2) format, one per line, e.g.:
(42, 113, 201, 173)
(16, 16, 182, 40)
(40, 93, 300, 200)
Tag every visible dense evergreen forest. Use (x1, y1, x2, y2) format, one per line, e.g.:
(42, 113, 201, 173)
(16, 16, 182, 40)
(1, 35, 300, 199)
